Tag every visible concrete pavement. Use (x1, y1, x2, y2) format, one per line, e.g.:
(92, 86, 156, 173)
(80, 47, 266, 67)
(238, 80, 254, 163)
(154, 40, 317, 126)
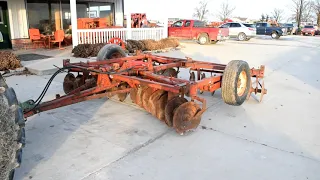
(6, 35, 320, 180)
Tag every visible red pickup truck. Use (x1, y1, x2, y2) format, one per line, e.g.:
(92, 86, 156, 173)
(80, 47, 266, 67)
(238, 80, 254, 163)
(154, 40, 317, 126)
(168, 19, 229, 45)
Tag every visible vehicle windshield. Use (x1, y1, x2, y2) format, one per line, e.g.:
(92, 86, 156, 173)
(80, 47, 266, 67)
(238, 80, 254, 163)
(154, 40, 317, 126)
(243, 23, 255, 28)
(304, 25, 314, 28)
(285, 24, 294, 27)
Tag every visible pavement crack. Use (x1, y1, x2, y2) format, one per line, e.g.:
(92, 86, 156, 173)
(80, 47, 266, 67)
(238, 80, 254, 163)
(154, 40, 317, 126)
(80, 129, 171, 180)
(200, 125, 320, 163)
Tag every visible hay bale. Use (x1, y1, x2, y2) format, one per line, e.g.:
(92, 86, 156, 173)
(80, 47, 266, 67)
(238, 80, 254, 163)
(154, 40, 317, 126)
(160, 38, 180, 49)
(126, 40, 141, 53)
(72, 44, 94, 58)
(91, 43, 105, 57)
(0, 51, 22, 71)
(141, 39, 159, 50)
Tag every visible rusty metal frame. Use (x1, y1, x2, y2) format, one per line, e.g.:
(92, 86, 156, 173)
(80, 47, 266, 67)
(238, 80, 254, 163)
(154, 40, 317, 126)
(23, 54, 266, 118)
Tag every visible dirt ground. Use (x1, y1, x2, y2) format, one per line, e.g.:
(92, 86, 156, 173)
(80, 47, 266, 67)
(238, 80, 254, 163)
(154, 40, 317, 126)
(5, 35, 320, 180)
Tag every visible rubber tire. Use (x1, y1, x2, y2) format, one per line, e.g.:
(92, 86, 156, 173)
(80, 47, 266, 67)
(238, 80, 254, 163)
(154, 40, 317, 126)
(211, 41, 218, 44)
(237, 32, 247, 41)
(0, 75, 25, 180)
(271, 31, 280, 39)
(96, 44, 127, 61)
(221, 60, 251, 106)
(198, 34, 209, 45)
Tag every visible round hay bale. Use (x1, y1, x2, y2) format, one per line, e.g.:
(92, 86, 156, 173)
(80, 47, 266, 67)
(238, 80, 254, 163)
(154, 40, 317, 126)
(72, 44, 94, 58)
(0, 51, 22, 71)
(141, 39, 158, 50)
(126, 40, 141, 52)
(160, 38, 180, 49)
(91, 43, 105, 57)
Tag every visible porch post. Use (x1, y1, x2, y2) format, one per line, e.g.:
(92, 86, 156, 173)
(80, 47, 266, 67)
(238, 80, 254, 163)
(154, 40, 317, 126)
(163, 17, 168, 39)
(126, 11, 132, 39)
(70, 0, 78, 47)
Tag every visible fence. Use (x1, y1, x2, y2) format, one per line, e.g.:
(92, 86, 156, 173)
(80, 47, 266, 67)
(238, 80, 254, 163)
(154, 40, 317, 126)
(76, 27, 165, 45)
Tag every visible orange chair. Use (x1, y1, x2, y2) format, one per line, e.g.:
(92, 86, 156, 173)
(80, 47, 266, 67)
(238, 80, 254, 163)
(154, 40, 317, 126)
(49, 30, 65, 49)
(29, 28, 46, 48)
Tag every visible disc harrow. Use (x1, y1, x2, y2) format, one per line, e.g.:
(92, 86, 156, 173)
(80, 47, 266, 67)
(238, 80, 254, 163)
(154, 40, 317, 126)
(20, 44, 267, 135)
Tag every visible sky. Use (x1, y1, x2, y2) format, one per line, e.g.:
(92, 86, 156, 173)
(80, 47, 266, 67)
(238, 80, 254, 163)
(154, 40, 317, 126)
(124, 0, 294, 22)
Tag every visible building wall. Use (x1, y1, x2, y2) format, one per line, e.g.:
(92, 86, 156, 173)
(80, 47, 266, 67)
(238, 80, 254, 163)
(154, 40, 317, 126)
(108, 0, 124, 26)
(5, 0, 29, 39)
(5, 0, 124, 49)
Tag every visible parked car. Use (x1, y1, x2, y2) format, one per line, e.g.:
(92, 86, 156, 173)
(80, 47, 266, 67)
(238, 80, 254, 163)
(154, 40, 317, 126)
(280, 23, 294, 35)
(219, 22, 256, 41)
(168, 19, 229, 45)
(255, 22, 287, 39)
(301, 25, 317, 36)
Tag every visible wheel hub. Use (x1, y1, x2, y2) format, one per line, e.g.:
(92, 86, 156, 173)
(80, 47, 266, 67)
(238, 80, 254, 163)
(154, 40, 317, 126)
(237, 70, 248, 96)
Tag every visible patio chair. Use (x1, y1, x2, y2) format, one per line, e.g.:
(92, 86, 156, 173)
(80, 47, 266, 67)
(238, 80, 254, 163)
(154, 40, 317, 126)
(49, 30, 65, 49)
(29, 28, 46, 49)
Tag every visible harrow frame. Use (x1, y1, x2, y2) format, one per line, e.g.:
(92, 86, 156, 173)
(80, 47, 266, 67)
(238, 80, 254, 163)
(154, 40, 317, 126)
(22, 51, 267, 134)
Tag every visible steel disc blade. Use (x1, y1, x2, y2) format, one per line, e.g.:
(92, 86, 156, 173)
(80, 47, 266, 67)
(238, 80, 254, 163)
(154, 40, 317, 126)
(155, 92, 168, 122)
(130, 88, 138, 103)
(148, 90, 166, 118)
(167, 91, 179, 101)
(74, 74, 84, 89)
(117, 84, 128, 102)
(173, 102, 202, 134)
(141, 87, 154, 112)
(139, 86, 150, 108)
(135, 86, 146, 107)
(164, 97, 188, 127)
(63, 73, 76, 94)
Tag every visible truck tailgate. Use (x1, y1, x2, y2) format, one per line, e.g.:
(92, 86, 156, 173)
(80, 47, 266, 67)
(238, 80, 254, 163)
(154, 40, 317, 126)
(220, 28, 229, 37)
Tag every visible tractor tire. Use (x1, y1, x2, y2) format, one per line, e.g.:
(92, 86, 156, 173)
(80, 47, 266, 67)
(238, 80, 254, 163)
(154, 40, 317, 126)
(0, 74, 25, 180)
(221, 60, 251, 106)
(97, 44, 127, 61)
(271, 31, 280, 39)
(198, 33, 209, 45)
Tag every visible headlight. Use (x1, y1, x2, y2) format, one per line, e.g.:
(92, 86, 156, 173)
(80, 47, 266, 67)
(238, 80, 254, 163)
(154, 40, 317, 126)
(282, 28, 286, 32)
(219, 29, 222, 33)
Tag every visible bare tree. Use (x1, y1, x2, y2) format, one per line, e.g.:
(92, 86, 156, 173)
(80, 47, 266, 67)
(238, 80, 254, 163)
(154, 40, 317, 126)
(217, 0, 236, 21)
(302, 1, 315, 22)
(315, 0, 320, 26)
(272, 8, 284, 22)
(291, 0, 309, 27)
(260, 14, 266, 22)
(193, 0, 210, 21)
(265, 14, 270, 22)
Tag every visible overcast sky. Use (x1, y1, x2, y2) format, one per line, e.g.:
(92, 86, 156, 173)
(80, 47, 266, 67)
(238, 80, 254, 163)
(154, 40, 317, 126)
(124, 0, 294, 22)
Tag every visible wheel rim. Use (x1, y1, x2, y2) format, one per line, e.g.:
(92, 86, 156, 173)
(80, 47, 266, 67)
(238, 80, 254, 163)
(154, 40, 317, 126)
(272, 33, 276, 38)
(199, 37, 207, 44)
(237, 70, 248, 96)
(239, 34, 245, 40)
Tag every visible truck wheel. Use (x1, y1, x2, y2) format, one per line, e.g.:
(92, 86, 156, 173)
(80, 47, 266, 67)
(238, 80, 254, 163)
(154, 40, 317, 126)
(198, 34, 209, 45)
(221, 60, 251, 106)
(271, 32, 280, 39)
(211, 40, 218, 44)
(0, 75, 25, 180)
(237, 33, 247, 41)
(97, 44, 127, 61)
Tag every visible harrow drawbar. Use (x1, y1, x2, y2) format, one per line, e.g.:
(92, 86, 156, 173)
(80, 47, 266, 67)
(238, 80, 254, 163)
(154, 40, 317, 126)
(21, 45, 267, 135)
